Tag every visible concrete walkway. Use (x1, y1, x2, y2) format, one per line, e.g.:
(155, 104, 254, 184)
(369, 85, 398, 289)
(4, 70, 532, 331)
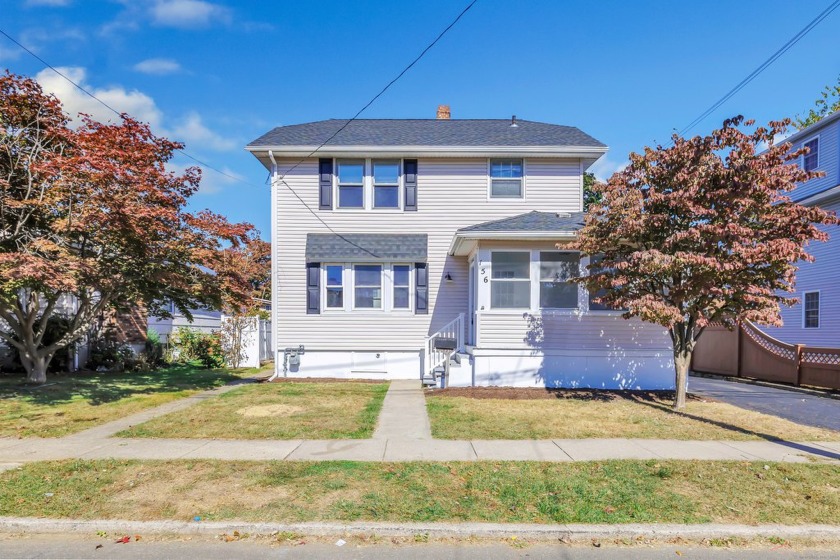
(1, 379, 839, 467)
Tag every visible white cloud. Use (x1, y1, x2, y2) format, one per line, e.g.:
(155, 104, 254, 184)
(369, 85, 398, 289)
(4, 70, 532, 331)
(25, 0, 71, 6)
(171, 111, 236, 151)
(150, 0, 231, 28)
(589, 156, 628, 183)
(133, 57, 182, 75)
(35, 66, 163, 129)
(0, 44, 23, 62)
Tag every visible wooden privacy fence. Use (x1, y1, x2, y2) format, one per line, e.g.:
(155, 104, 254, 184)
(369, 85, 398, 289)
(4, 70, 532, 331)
(692, 321, 840, 390)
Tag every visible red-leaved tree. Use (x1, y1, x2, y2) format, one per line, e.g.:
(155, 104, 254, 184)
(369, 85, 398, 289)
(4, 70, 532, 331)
(573, 116, 837, 409)
(0, 71, 257, 383)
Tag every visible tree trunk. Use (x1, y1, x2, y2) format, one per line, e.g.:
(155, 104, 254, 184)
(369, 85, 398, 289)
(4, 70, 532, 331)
(673, 347, 691, 411)
(25, 355, 50, 385)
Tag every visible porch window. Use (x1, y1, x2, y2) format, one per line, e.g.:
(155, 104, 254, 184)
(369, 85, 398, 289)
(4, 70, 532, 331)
(489, 159, 523, 198)
(803, 137, 819, 172)
(804, 291, 819, 328)
(337, 160, 365, 208)
(491, 251, 530, 308)
(325, 265, 344, 309)
(373, 160, 400, 208)
(393, 265, 410, 309)
(539, 252, 579, 309)
(354, 264, 383, 309)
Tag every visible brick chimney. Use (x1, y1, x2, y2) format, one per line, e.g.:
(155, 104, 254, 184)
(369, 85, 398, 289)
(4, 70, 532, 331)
(436, 104, 451, 119)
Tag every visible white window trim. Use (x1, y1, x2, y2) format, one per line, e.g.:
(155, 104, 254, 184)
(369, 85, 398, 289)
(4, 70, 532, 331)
(352, 263, 385, 311)
(334, 159, 404, 212)
(801, 135, 820, 172)
(487, 158, 526, 200)
(321, 263, 348, 312)
(489, 250, 532, 310)
(321, 262, 414, 313)
(802, 290, 820, 329)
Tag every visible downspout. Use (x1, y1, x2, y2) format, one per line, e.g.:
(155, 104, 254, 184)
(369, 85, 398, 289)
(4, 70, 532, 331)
(267, 150, 282, 382)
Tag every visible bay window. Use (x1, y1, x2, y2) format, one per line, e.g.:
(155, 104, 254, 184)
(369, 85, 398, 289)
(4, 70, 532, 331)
(325, 265, 344, 309)
(393, 265, 410, 309)
(354, 265, 383, 309)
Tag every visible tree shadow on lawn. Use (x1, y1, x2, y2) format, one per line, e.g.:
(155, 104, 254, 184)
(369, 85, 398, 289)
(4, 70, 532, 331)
(632, 395, 840, 461)
(0, 364, 241, 407)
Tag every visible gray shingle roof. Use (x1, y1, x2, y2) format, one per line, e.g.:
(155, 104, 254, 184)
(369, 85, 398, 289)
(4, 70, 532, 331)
(248, 119, 605, 148)
(458, 211, 586, 233)
(305, 233, 428, 262)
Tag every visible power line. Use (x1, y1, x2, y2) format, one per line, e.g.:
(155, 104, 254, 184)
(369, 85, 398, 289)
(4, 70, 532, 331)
(0, 28, 252, 187)
(276, 0, 478, 183)
(675, 0, 840, 139)
(1, 0, 478, 240)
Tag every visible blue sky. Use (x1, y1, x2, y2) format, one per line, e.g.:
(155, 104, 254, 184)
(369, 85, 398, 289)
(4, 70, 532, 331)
(2, 0, 839, 239)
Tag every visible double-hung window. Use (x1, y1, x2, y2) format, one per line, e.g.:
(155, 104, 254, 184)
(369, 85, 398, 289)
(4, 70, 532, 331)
(373, 160, 400, 208)
(539, 252, 579, 309)
(803, 137, 819, 172)
(804, 291, 820, 328)
(337, 160, 365, 208)
(354, 265, 383, 309)
(392, 265, 410, 309)
(325, 265, 344, 309)
(490, 159, 523, 198)
(490, 251, 530, 308)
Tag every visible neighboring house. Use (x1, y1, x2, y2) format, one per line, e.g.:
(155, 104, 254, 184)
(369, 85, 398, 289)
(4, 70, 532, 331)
(246, 108, 674, 388)
(148, 304, 222, 344)
(763, 110, 840, 348)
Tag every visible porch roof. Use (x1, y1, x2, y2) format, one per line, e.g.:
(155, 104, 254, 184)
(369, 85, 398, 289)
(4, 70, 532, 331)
(305, 233, 428, 262)
(449, 211, 584, 256)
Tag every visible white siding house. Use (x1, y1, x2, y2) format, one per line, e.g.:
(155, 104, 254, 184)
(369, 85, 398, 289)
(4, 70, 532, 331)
(247, 114, 674, 388)
(763, 110, 840, 348)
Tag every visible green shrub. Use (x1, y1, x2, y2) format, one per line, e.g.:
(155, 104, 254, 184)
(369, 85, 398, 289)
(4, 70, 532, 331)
(170, 327, 225, 369)
(86, 337, 137, 372)
(144, 328, 165, 367)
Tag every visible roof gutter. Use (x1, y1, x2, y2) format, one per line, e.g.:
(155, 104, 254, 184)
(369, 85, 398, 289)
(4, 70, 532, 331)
(795, 183, 840, 206)
(246, 144, 608, 159)
(449, 230, 579, 255)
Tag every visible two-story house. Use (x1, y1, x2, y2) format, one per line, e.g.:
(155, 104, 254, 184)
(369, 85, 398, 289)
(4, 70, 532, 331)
(763, 110, 840, 348)
(246, 108, 674, 388)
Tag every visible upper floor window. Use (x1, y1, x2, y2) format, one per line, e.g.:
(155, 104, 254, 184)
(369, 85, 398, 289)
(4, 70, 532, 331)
(539, 252, 579, 309)
(803, 137, 819, 172)
(373, 160, 400, 208)
(490, 251, 531, 308)
(337, 160, 364, 208)
(489, 159, 523, 198)
(804, 291, 819, 329)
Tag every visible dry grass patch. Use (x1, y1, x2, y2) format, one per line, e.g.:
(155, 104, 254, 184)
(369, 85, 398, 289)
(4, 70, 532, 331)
(1, 459, 838, 525)
(426, 388, 840, 441)
(0, 364, 266, 438)
(118, 381, 389, 440)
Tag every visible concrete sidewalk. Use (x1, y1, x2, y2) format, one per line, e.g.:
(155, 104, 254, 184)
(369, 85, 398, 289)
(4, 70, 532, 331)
(1, 379, 839, 466)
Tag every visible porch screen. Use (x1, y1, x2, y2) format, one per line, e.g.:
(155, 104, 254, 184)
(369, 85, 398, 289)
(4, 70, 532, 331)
(539, 252, 579, 309)
(491, 251, 530, 309)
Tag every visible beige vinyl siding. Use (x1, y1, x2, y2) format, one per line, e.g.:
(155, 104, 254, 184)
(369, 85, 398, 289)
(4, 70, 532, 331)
(478, 313, 671, 351)
(272, 157, 582, 352)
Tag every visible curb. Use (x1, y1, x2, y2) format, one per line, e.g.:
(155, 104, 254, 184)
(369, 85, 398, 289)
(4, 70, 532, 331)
(2, 518, 840, 541)
(690, 371, 840, 401)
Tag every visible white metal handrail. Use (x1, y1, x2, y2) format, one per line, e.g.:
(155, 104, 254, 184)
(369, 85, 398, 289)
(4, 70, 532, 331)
(422, 313, 465, 380)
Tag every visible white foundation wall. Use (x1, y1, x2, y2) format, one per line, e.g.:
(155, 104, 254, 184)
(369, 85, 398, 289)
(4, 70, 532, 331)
(281, 350, 420, 380)
(469, 350, 675, 389)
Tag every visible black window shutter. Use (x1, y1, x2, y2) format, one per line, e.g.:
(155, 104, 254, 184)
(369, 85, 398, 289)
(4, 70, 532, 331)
(415, 262, 428, 314)
(403, 159, 417, 211)
(318, 158, 333, 210)
(306, 262, 320, 314)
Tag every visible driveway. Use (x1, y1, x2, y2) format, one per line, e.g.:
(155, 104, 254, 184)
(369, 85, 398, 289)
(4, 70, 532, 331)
(689, 375, 840, 431)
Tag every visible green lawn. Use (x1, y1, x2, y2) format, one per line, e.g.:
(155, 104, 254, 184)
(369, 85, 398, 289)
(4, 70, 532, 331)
(1, 459, 837, 525)
(0, 364, 267, 438)
(118, 380, 390, 440)
(426, 389, 840, 441)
